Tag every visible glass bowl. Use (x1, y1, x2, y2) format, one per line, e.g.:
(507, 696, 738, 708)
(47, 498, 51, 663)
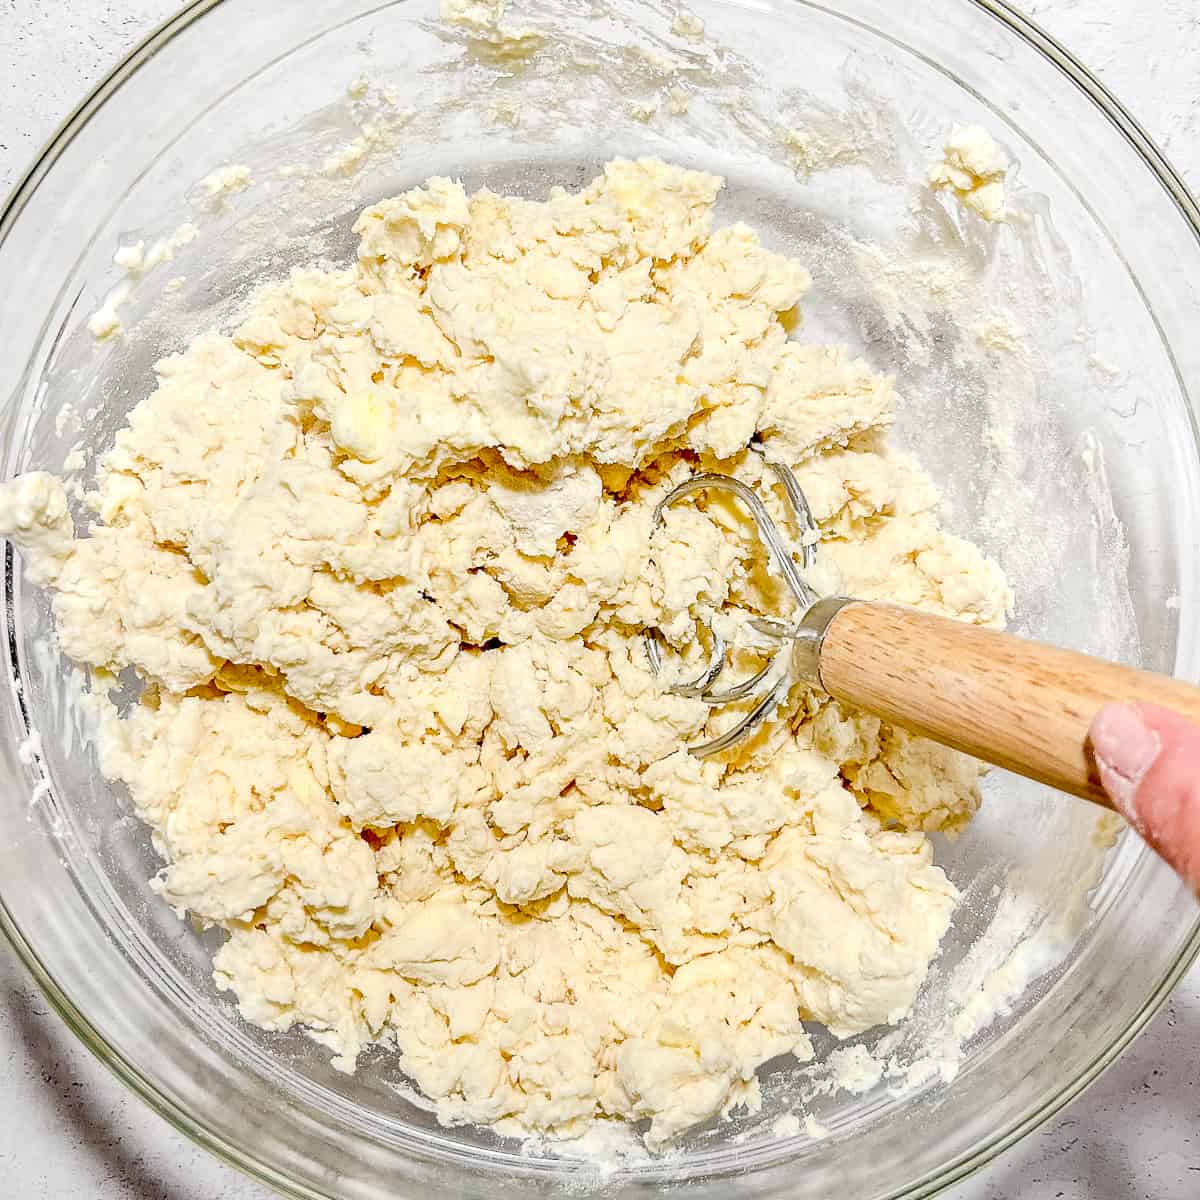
(1, 1, 1198, 1197)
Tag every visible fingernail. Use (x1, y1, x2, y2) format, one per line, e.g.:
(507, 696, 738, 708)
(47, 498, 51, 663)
(1090, 702, 1161, 822)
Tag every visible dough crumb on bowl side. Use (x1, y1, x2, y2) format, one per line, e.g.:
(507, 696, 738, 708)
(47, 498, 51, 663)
(928, 124, 1009, 222)
(0, 159, 1009, 1150)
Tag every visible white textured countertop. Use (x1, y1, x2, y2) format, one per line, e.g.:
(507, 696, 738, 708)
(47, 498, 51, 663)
(1, 1, 1198, 1196)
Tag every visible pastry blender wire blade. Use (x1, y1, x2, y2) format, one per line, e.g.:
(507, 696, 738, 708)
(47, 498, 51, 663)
(643, 443, 821, 759)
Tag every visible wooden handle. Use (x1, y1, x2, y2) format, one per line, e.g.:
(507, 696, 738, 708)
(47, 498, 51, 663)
(817, 602, 1200, 808)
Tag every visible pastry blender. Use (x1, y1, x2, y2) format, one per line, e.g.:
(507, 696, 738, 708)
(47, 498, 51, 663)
(645, 443, 1200, 808)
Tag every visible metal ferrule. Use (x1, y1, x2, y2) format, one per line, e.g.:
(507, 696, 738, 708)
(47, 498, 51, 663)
(790, 597, 856, 689)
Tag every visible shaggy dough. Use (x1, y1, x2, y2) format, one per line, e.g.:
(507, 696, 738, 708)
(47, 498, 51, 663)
(0, 160, 1009, 1147)
(928, 125, 1009, 222)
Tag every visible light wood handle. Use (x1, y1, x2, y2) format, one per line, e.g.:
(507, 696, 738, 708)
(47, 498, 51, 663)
(817, 602, 1200, 808)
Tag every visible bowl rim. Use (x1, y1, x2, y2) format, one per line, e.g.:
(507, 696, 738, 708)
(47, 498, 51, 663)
(1, 1, 1198, 1198)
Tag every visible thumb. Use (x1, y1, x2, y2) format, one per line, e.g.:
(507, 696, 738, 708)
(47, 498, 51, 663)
(1089, 701, 1200, 893)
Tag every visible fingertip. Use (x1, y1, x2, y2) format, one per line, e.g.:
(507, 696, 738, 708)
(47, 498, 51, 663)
(1095, 702, 1200, 893)
(1088, 702, 1160, 825)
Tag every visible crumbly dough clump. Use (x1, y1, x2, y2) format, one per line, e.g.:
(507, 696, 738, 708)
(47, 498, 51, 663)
(928, 124, 1009, 222)
(0, 160, 1009, 1147)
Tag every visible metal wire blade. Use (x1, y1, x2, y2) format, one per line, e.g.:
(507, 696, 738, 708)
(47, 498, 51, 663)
(642, 447, 823, 757)
(644, 623, 727, 698)
(686, 673, 793, 759)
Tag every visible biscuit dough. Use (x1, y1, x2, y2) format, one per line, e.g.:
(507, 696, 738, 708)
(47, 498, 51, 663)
(928, 125, 1009, 222)
(0, 160, 1009, 1147)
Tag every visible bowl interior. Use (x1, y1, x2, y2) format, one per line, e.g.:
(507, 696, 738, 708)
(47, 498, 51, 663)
(2, 2, 1199, 1198)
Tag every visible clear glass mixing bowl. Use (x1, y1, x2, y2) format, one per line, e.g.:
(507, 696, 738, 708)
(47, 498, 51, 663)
(1, 1, 1198, 1197)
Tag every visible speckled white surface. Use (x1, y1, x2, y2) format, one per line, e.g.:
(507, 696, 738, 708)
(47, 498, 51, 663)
(0, 1, 1197, 1196)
